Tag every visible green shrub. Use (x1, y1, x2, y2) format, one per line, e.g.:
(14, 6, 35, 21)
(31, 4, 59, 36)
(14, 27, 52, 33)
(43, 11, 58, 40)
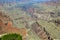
(0, 38, 1, 40)
(1, 33, 22, 40)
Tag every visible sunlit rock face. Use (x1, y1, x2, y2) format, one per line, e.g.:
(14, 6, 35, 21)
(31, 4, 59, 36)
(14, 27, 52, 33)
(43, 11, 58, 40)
(0, 12, 27, 40)
(0, 0, 60, 40)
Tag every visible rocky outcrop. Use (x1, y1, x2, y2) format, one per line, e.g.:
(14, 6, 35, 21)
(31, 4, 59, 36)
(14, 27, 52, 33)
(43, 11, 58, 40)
(0, 12, 27, 40)
(31, 22, 53, 40)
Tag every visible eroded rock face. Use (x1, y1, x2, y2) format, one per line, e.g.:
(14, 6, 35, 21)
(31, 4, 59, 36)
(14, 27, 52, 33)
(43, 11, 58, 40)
(0, 11, 11, 34)
(0, 11, 11, 24)
(31, 22, 53, 40)
(0, 12, 27, 40)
